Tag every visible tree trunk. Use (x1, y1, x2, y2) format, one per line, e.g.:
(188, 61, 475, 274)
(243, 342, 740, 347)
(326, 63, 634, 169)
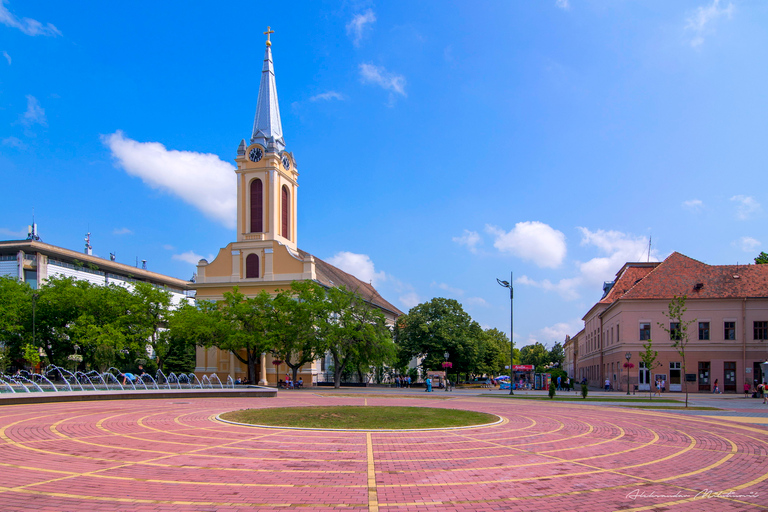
(332, 352, 343, 389)
(247, 349, 258, 384)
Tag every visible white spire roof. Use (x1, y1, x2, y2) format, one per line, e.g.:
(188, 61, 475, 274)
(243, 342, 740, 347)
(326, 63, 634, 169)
(251, 34, 285, 153)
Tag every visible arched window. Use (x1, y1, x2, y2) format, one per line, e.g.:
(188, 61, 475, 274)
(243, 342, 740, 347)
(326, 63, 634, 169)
(281, 185, 290, 239)
(245, 253, 259, 278)
(250, 179, 263, 233)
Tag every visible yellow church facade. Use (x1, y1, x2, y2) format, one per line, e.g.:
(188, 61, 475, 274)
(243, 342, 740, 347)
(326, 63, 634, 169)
(193, 29, 401, 385)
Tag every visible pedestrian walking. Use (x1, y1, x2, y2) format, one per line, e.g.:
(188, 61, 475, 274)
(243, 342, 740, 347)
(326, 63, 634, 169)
(605, 378, 610, 392)
(713, 379, 720, 394)
(744, 382, 751, 398)
(661, 378, 666, 393)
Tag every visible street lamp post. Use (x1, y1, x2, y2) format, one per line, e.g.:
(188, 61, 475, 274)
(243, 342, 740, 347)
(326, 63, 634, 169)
(496, 272, 514, 395)
(625, 352, 632, 395)
(442, 352, 451, 391)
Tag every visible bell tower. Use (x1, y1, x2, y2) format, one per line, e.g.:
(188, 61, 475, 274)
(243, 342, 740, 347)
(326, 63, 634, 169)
(235, 27, 298, 252)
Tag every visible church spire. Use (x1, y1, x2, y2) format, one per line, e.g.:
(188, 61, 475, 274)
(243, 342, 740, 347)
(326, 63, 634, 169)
(251, 26, 285, 153)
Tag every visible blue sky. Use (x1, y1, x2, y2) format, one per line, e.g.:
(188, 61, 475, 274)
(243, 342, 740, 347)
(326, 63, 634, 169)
(2, 0, 766, 349)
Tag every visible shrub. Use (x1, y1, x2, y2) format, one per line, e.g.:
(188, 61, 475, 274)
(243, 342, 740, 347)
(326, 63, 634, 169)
(548, 385, 556, 399)
(581, 383, 589, 399)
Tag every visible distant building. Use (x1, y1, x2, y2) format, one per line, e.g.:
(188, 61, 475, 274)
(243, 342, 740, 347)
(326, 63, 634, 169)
(0, 238, 191, 305)
(572, 252, 768, 392)
(193, 30, 401, 385)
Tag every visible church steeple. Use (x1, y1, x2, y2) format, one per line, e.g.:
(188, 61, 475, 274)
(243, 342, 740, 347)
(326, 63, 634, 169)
(251, 27, 285, 153)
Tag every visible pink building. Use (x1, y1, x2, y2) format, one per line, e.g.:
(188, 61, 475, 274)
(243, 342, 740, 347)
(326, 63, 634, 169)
(573, 252, 768, 393)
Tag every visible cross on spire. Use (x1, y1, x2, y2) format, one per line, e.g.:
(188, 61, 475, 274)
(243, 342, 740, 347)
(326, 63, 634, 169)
(264, 26, 274, 47)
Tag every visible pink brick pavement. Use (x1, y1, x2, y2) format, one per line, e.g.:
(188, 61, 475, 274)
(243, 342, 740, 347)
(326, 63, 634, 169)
(0, 394, 766, 511)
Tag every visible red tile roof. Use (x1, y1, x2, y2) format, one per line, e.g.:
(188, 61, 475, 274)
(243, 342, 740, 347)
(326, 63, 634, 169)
(615, 252, 768, 301)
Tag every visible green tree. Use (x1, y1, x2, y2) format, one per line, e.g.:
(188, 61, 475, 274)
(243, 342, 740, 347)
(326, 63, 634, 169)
(220, 289, 274, 384)
(549, 342, 565, 369)
(395, 298, 481, 380)
(658, 295, 695, 408)
(270, 281, 329, 385)
(0, 276, 32, 367)
(519, 342, 550, 369)
(639, 339, 661, 399)
(322, 286, 393, 388)
(131, 282, 174, 370)
(755, 252, 768, 264)
(162, 329, 197, 374)
(476, 328, 510, 377)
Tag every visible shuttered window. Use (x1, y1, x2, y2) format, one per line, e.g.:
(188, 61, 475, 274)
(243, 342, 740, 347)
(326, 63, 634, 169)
(281, 185, 290, 239)
(245, 254, 259, 278)
(250, 179, 263, 233)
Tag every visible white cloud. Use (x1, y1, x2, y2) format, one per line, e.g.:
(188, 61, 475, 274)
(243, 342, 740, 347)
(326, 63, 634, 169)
(465, 297, 490, 308)
(556, 0, 570, 10)
(0, 226, 27, 239)
(112, 227, 132, 235)
(452, 229, 482, 253)
(577, 227, 658, 286)
(326, 251, 386, 286)
(433, 282, 464, 296)
(2, 136, 26, 149)
(19, 95, 46, 127)
(2, 51, 10, 64)
(524, 319, 583, 348)
(731, 195, 761, 220)
(102, 131, 236, 228)
(399, 292, 421, 310)
(486, 221, 567, 268)
(682, 199, 703, 212)
(359, 63, 406, 97)
(163, 244, 175, 251)
(346, 10, 376, 46)
(516, 228, 658, 301)
(172, 251, 210, 265)
(0, 1, 61, 36)
(735, 236, 760, 253)
(685, 0, 733, 48)
(517, 275, 582, 301)
(310, 91, 344, 102)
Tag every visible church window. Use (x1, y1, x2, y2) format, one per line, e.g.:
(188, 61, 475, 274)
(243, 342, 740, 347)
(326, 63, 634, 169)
(250, 179, 263, 233)
(281, 185, 290, 239)
(246, 253, 259, 278)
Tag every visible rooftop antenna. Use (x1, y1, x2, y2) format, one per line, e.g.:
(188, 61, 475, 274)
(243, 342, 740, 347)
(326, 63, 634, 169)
(141, 259, 147, 270)
(647, 236, 652, 262)
(27, 208, 41, 241)
(84, 232, 92, 255)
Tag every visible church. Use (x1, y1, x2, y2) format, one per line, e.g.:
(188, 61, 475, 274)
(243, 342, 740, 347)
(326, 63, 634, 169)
(193, 28, 401, 385)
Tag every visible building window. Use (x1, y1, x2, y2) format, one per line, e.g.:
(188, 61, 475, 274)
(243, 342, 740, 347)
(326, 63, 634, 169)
(616, 324, 619, 343)
(281, 185, 290, 239)
(639, 323, 651, 340)
(669, 322, 681, 340)
(755, 321, 768, 340)
(698, 322, 710, 340)
(250, 179, 263, 233)
(245, 253, 259, 278)
(724, 321, 736, 340)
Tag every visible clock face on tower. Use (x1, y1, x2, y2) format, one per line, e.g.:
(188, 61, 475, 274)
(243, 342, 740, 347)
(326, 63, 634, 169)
(249, 147, 263, 162)
(281, 155, 290, 170)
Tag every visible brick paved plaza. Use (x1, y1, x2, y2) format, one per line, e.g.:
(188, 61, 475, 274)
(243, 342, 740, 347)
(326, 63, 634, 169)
(0, 393, 766, 511)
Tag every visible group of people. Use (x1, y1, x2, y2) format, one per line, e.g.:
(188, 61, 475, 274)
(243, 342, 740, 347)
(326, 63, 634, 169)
(555, 375, 571, 391)
(278, 375, 303, 389)
(394, 375, 411, 388)
(654, 377, 667, 396)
